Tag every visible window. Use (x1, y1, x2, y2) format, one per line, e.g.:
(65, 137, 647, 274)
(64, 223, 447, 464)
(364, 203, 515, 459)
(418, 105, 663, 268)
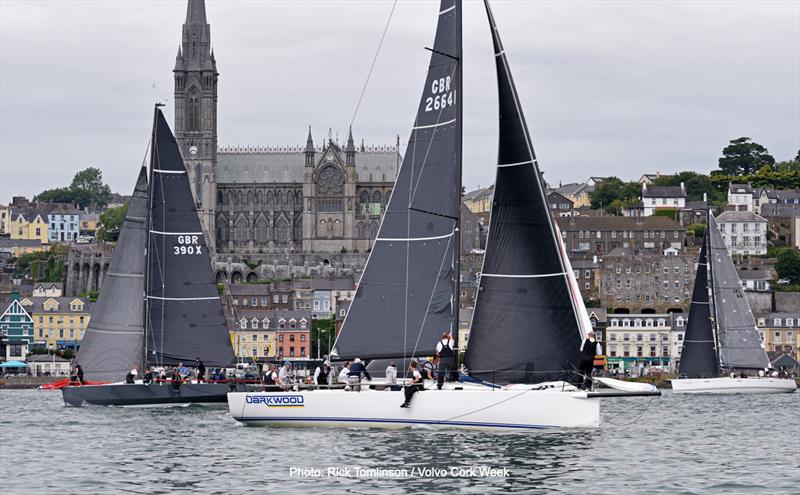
(252, 297, 257, 307)
(282, 295, 288, 304)
(242, 298, 248, 307)
(251, 334, 257, 342)
(289, 334, 295, 342)
(300, 335, 305, 342)
(649, 334, 656, 341)
(637, 334, 643, 341)
(240, 319, 247, 329)
(300, 347, 306, 357)
(774, 318, 782, 326)
(261, 297, 268, 307)
(273, 295, 279, 303)
(678, 333, 683, 341)
(787, 318, 794, 326)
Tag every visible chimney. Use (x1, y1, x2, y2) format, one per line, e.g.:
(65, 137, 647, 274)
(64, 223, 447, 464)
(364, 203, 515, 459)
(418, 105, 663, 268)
(703, 192, 707, 203)
(680, 182, 685, 195)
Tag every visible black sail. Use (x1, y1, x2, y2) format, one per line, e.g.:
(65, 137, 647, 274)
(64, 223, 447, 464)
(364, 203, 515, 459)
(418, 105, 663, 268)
(334, 0, 462, 361)
(146, 109, 235, 367)
(76, 167, 148, 382)
(464, 0, 583, 384)
(708, 213, 769, 370)
(678, 231, 719, 377)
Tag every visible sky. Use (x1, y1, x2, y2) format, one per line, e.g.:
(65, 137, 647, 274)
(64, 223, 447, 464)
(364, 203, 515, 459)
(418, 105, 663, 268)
(1, 0, 798, 203)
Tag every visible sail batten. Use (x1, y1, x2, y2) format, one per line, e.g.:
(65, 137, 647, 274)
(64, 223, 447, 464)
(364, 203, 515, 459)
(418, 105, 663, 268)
(464, 0, 584, 384)
(333, 0, 461, 361)
(145, 109, 235, 368)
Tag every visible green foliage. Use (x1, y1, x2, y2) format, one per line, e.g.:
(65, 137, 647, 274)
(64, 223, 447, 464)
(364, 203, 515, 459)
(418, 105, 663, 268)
(34, 167, 113, 209)
(774, 248, 800, 284)
(60, 349, 75, 360)
(217, 283, 225, 295)
(717, 137, 775, 176)
(686, 223, 705, 238)
(79, 291, 99, 302)
(651, 171, 724, 204)
(709, 168, 800, 191)
(244, 259, 262, 271)
(589, 177, 641, 214)
(11, 245, 68, 282)
(653, 208, 678, 219)
(311, 317, 336, 359)
(98, 203, 128, 242)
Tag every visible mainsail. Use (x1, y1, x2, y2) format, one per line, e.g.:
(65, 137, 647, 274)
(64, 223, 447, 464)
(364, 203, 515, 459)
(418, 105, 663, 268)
(678, 229, 719, 377)
(708, 213, 769, 370)
(75, 167, 148, 382)
(145, 109, 235, 367)
(334, 0, 462, 361)
(464, 0, 584, 384)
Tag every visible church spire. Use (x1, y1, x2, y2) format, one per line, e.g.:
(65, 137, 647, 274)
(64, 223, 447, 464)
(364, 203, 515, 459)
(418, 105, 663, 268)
(186, 0, 208, 25)
(345, 126, 356, 153)
(305, 126, 316, 166)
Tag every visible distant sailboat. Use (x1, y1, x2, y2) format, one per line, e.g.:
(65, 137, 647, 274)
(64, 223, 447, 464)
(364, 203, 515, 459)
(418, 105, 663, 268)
(61, 108, 245, 406)
(671, 214, 796, 394)
(228, 0, 657, 430)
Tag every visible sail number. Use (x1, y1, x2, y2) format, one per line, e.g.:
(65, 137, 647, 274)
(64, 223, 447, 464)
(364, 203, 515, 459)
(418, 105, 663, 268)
(424, 76, 456, 112)
(173, 235, 202, 256)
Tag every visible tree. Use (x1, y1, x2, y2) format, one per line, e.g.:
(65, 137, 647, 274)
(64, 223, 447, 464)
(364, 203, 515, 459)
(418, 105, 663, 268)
(98, 203, 128, 242)
(70, 167, 112, 208)
(34, 187, 76, 204)
(717, 137, 775, 176)
(652, 171, 723, 204)
(589, 177, 640, 213)
(775, 248, 800, 284)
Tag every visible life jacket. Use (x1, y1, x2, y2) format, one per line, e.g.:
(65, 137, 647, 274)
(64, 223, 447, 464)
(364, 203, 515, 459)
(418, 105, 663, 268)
(317, 367, 329, 384)
(264, 371, 276, 385)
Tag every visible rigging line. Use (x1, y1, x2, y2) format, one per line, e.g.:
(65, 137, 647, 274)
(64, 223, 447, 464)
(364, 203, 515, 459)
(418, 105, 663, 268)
(409, 233, 454, 360)
(442, 387, 534, 422)
(348, 0, 398, 130)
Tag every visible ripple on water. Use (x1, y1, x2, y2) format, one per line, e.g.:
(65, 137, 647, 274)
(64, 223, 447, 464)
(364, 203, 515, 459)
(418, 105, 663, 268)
(0, 389, 798, 494)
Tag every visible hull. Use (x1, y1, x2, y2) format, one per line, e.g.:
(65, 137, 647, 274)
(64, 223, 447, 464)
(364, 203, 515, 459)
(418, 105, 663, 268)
(671, 377, 797, 395)
(62, 382, 248, 407)
(227, 386, 600, 430)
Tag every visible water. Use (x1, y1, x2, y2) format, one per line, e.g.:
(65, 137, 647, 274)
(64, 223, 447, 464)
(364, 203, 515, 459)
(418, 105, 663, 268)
(0, 389, 798, 494)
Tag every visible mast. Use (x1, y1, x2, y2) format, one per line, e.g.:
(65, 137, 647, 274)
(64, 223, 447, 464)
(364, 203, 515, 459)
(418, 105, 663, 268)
(452, 0, 463, 355)
(142, 105, 160, 372)
(706, 219, 722, 370)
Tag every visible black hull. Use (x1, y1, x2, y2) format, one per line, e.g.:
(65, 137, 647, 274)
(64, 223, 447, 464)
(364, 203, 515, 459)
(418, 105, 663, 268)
(61, 382, 248, 407)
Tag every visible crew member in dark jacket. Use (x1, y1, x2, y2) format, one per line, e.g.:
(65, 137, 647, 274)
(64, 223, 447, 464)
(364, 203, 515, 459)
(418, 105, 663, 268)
(196, 357, 206, 382)
(579, 331, 600, 390)
(347, 358, 371, 391)
(400, 361, 424, 408)
(436, 332, 456, 390)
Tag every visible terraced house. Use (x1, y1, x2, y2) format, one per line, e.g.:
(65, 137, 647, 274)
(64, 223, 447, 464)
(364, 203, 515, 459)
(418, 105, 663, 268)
(20, 296, 92, 351)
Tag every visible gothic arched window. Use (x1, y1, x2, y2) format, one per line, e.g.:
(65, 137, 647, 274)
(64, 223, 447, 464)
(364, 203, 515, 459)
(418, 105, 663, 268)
(187, 95, 200, 131)
(357, 222, 366, 239)
(359, 190, 369, 206)
(234, 217, 249, 243)
(372, 190, 382, 205)
(275, 218, 289, 244)
(316, 165, 344, 196)
(255, 217, 269, 243)
(295, 190, 302, 204)
(216, 216, 228, 243)
(369, 221, 379, 239)
(276, 191, 283, 205)
(235, 191, 242, 205)
(294, 218, 302, 241)
(194, 163, 203, 202)
(255, 191, 262, 204)
(217, 191, 224, 205)
(266, 191, 274, 205)
(246, 191, 253, 205)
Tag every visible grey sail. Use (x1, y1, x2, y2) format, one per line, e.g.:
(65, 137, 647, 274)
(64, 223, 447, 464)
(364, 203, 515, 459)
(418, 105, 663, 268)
(146, 109, 236, 367)
(334, 0, 462, 361)
(708, 213, 769, 370)
(75, 167, 148, 382)
(464, 0, 583, 384)
(678, 230, 719, 377)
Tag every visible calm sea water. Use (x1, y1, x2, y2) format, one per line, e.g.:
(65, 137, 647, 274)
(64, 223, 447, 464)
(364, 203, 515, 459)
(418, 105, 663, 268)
(0, 389, 798, 494)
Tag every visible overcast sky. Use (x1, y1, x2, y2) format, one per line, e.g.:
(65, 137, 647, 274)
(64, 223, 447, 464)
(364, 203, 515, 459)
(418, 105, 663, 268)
(1, 0, 798, 203)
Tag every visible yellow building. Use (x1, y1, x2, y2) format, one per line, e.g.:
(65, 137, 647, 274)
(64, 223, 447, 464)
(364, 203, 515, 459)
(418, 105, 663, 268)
(463, 186, 493, 214)
(230, 325, 276, 360)
(10, 210, 49, 244)
(757, 314, 799, 362)
(20, 296, 91, 349)
(79, 212, 100, 234)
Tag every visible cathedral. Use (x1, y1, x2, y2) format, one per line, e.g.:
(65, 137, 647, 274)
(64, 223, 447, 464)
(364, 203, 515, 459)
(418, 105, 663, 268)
(173, 0, 399, 256)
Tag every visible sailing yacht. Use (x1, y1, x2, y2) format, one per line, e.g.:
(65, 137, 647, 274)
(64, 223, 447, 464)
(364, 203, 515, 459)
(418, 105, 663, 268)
(227, 0, 658, 430)
(671, 214, 796, 394)
(60, 108, 245, 406)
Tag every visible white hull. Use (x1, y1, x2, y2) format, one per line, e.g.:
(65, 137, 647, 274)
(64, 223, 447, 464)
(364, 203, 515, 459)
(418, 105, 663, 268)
(671, 377, 797, 394)
(227, 383, 600, 430)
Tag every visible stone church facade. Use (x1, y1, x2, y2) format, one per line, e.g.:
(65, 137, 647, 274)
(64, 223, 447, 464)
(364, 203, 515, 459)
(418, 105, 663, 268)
(172, 0, 399, 256)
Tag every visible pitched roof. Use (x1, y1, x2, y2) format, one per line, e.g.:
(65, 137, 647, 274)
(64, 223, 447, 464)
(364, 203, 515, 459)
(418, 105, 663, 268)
(26, 354, 70, 363)
(642, 185, 685, 198)
(560, 215, 683, 231)
(760, 205, 800, 218)
(19, 296, 91, 314)
(728, 183, 753, 194)
(715, 211, 767, 223)
(556, 182, 591, 196)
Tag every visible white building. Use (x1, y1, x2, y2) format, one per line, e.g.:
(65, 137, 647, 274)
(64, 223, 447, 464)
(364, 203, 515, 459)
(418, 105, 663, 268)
(728, 183, 755, 212)
(605, 313, 676, 372)
(716, 210, 768, 256)
(641, 183, 686, 216)
(26, 354, 71, 377)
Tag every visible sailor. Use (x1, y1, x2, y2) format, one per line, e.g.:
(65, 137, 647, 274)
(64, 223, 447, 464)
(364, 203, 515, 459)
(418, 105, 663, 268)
(171, 368, 182, 391)
(71, 364, 84, 385)
(400, 361, 424, 408)
(125, 367, 138, 384)
(313, 362, 331, 387)
(196, 357, 206, 382)
(419, 357, 435, 381)
(178, 362, 189, 378)
(143, 367, 154, 385)
(348, 358, 372, 391)
(579, 331, 601, 390)
(338, 361, 351, 384)
(278, 361, 293, 390)
(385, 362, 397, 385)
(436, 332, 456, 390)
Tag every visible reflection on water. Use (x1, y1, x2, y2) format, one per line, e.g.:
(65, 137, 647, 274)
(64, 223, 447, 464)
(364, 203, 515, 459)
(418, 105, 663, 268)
(0, 390, 797, 494)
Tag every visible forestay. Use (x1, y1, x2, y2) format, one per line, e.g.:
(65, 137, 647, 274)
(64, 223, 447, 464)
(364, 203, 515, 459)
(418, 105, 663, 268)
(334, 0, 462, 361)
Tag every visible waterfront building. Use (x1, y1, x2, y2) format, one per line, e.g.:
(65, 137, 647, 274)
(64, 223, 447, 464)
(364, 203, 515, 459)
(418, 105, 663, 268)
(26, 354, 71, 377)
(715, 210, 767, 256)
(20, 296, 91, 350)
(605, 313, 677, 372)
(0, 293, 34, 361)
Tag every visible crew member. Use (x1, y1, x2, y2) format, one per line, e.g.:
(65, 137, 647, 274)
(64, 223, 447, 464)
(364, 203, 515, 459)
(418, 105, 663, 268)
(579, 331, 600, 390)
(385, 362, 397, 385)
(196, 357, 206, 382)
(400, 361, 424, 408)
(338, 361, 351, 384)
(72, 364, 84, 385)
(313, 362, 331, 387)
(125, 367, 138, 384)
(436, 332, 456, 390)
(278, 361, 293, 390)
(347, 358, 372, 391)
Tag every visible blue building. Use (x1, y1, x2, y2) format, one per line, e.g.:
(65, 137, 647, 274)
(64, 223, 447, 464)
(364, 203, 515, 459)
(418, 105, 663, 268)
(0, 292, 34, 362)
(46, 206, 80, 243)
